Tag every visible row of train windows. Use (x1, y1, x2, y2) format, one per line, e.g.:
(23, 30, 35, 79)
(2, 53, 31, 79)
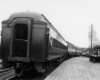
(51, 38, 66, 50)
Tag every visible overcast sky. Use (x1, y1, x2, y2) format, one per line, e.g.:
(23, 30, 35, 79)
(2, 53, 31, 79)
(0, 0, 100, 48)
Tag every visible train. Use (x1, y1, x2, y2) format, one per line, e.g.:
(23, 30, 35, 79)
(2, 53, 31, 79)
(0, 12, 68, 76)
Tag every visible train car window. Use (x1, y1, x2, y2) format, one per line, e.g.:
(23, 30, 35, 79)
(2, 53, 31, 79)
(14, 24, 28, 40)
(52, 38, 66, 50)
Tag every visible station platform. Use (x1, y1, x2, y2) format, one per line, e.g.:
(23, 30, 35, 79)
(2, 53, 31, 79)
(45, 57, 100, 80)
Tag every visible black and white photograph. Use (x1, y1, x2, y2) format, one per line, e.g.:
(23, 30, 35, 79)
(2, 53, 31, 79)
(0, 0, 100, 80)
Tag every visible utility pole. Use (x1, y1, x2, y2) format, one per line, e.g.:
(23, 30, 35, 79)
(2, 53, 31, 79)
(91, 24, 93, 53)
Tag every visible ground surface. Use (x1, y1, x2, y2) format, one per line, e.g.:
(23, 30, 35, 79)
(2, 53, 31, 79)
(45, 57, 100, 80)
(1, 57, 100, 80)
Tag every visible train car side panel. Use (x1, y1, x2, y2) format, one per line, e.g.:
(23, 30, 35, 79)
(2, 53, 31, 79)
(30, 23, 48, 62)
(47, 26, 67, 60)
(0, 21, 12, 59)
(68, 46, 77, 57)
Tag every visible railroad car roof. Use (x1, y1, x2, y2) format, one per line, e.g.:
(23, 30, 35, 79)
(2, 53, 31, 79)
(9, 12, 46, 22)
(7, 12, 67, 46)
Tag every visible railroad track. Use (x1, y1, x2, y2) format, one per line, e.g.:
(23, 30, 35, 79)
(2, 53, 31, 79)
(0, 67, 15, 80)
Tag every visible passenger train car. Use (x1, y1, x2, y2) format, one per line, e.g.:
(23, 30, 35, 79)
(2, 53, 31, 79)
(66, 42, 81, 58)
(0, 12, 68, 76)
(68, 46, 77, 57)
